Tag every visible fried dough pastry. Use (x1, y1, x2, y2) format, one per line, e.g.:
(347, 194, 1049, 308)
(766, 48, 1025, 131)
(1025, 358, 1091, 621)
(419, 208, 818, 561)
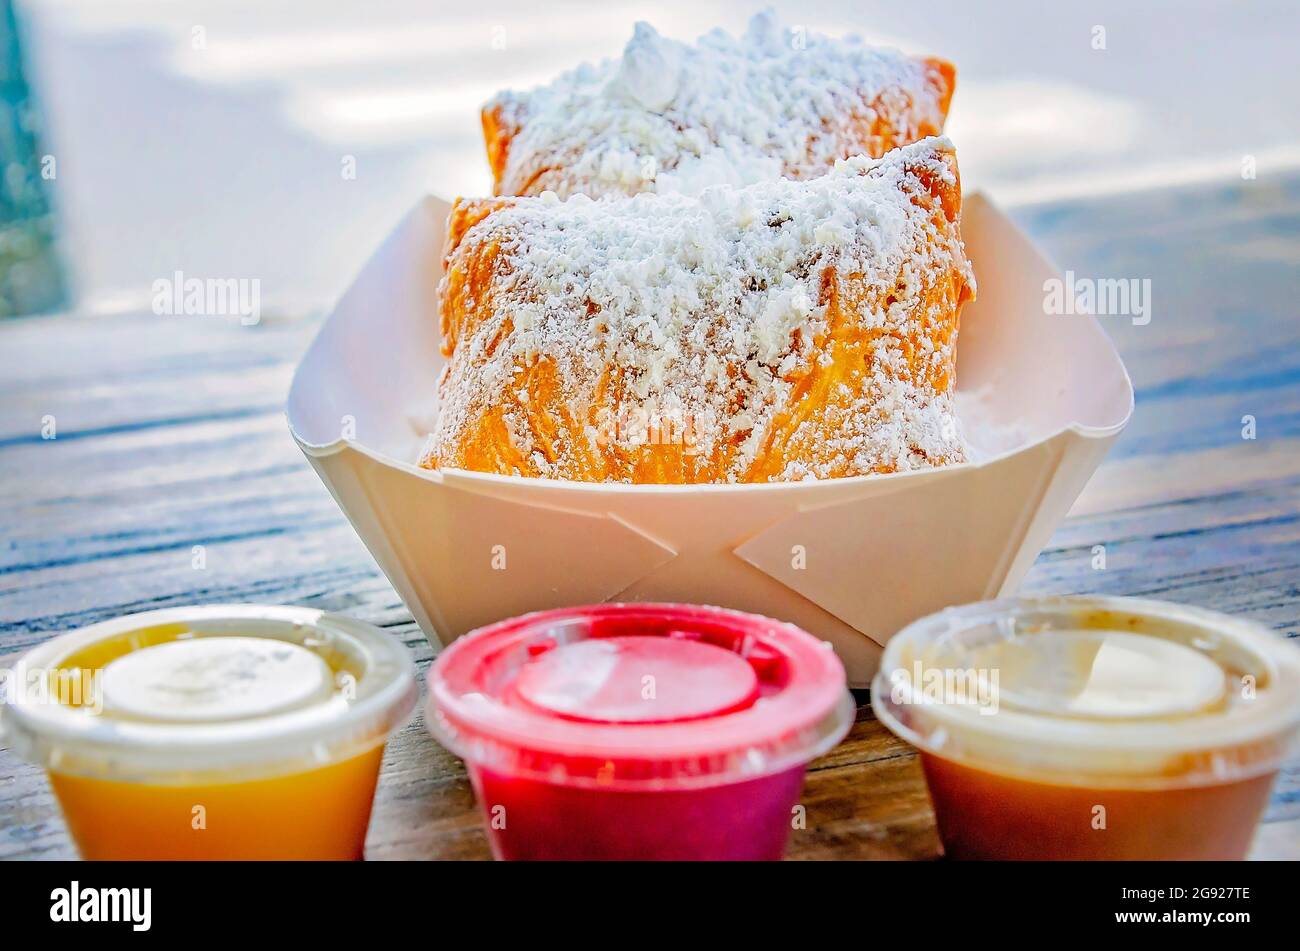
(483, 12, 955, 199)
(422, 137, 975, 484)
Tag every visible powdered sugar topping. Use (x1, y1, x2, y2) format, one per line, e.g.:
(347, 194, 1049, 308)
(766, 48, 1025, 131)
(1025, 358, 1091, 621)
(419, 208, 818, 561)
(430, 138, 974, 482)
(488, 11, 946, 198)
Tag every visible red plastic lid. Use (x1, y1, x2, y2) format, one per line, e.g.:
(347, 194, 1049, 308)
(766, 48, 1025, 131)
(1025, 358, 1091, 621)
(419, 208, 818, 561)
(425, 603, 854, 790)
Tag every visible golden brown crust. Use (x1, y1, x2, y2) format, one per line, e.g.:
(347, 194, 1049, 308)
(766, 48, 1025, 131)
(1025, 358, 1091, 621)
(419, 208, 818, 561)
(427, 142, 974, 484)
(480, 105, 520, 197)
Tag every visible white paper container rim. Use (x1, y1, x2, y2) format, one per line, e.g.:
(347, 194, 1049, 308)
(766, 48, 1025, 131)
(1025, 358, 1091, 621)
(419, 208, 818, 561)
(284, 191, 1134, 684)
(291, 420, 1126, 490)
(0, 605, 419, 783)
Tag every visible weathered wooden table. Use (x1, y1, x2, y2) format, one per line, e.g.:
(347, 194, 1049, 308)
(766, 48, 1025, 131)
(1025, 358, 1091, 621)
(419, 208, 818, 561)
(3, 176, 1298, 860)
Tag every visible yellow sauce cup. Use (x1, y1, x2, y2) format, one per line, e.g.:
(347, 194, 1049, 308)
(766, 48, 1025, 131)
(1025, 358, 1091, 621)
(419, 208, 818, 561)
(1, 605, 417, 860)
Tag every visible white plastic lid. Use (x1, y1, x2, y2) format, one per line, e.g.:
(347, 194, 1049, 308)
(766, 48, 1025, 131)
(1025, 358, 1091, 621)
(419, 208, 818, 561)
(872, 596, 1300, 788)
(101, 637, 337, 722)
(0, 605, 418, 783)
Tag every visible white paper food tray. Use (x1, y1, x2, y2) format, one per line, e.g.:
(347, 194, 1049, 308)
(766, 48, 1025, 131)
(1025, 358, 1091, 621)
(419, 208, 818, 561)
(287, 193, 1133, 686)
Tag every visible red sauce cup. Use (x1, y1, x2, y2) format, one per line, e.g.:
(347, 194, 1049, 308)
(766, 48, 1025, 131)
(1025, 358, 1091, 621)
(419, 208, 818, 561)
(425, 603, 854, 860)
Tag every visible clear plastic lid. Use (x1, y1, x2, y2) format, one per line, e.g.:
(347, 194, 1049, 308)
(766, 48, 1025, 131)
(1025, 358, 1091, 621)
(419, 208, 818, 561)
(871, 596, 1300, 788)
(0, 605, 418, 783)
(426, 603, 855, 790)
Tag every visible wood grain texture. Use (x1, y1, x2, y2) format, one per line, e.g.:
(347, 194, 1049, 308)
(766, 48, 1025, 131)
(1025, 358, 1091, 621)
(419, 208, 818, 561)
(2, 174, 1298, 860)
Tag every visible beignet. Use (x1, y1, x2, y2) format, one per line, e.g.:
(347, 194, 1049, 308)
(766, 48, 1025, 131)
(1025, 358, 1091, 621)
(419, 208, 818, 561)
(422, 137, 974, 484)
(483, 12, 955, 199)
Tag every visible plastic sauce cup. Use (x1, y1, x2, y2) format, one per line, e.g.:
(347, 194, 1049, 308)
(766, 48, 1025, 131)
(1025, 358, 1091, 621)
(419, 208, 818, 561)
(426, 603, 854, 860)
(872, 596, 1300, 860)
(0, 605, 417, 860)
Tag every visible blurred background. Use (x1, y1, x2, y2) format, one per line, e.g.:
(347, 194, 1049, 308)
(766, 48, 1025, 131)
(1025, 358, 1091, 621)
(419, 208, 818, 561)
(4, 0, 1298, 320)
